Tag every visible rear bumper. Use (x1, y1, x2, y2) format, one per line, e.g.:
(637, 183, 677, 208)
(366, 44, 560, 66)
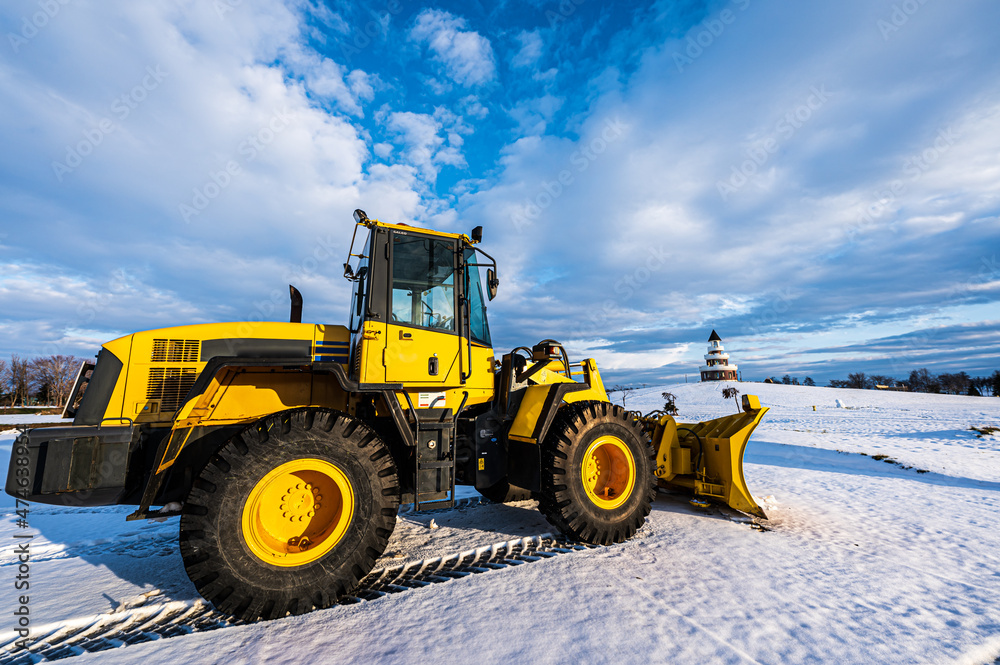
(5, 425, 136, 507)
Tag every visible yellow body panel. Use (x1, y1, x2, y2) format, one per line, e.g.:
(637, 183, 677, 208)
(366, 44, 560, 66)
(101, 334, 134, 426)
(384, 324, 457, 383)
(508, 384, 551, 443)
(507, 358, 608, 443)
(358, 321, 386, 385)
(99, 321, 346, 427)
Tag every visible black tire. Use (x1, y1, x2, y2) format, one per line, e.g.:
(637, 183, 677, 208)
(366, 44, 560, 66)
(179, 408, 399, 621)
(478, 480, 533, 504)
(537, 401, 654, 545)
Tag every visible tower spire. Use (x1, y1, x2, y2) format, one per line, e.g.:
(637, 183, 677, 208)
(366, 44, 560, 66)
(700, 331, 738, 381)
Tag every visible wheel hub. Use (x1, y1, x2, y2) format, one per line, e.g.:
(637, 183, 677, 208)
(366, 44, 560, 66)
(581, 436, 636, 510)
(241, 458, 353, 567)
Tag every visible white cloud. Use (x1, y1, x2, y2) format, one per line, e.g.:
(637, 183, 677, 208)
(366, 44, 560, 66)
(383, 108, 470, 182)
(511, 30, 544, 69)
(409, 9, 496, 87)
(0, 0, 432, 356)
(508, 94, 565, 135)
(451, 0, 1000, 381)
(459, 95, 489, 119)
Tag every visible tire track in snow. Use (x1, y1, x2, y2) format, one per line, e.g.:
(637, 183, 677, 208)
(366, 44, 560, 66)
(0, 534, 595, 664)
(605, 569, 765, 665)
(0, 498, 497, 567)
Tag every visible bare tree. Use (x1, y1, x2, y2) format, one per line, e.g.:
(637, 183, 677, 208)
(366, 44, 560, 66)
(31, 355, 81, 407)
(0, 358, 8, 406)
(907, 368, 940, 393)
(722, 386, 740, 411)
(938, 372, 971, 395)
(846, 372, 871, 389)
(608, 384, 636, 409)
(9, 355, 31, 406)
(661, 391, 678, 415)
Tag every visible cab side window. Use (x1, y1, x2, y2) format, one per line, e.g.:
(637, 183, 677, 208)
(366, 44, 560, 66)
(464, 248, 492, 346)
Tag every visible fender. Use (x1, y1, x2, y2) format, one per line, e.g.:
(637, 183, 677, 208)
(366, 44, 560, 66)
(127, 358, 403, 520)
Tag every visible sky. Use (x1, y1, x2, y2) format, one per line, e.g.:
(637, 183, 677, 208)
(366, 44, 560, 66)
(1, 0, 999, 386)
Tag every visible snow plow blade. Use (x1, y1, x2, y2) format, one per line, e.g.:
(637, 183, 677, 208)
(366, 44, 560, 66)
(642, 394, 769, 519)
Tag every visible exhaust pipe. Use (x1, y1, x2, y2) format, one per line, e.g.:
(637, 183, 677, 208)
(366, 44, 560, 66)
(289, 285, 302, 323)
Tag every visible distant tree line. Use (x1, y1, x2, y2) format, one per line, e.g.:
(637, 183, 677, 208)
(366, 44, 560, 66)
(0, 354, 84, 407)
(825, 369, 1000, 396)
(764, 375, 817, 386)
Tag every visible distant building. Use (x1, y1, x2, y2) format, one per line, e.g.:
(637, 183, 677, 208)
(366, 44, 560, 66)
(700, 330, 739, 382)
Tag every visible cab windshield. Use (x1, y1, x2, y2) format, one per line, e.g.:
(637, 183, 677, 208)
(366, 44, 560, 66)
(391, 234, 456, 332)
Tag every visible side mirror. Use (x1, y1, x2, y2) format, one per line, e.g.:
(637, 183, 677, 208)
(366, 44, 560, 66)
(486, 268, 498, 300)
(471, 225, 483, 243)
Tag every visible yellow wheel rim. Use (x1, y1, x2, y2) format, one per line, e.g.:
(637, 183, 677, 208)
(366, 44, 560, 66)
(241, 458, 354, 567)
(581, 436, 636, 510)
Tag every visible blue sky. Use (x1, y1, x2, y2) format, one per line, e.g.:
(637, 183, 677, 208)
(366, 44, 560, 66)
(1, 0, 999, 386)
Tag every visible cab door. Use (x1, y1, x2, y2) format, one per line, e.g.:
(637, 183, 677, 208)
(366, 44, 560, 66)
(384, 231, 459, 384)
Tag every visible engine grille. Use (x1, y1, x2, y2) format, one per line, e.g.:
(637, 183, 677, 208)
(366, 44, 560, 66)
(151, 339, 201, 363)
(147, 367, 198, 412)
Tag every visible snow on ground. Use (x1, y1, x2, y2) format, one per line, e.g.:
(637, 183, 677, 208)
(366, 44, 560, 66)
(0, 384, 999, 664)
(0, 415, 69, 428)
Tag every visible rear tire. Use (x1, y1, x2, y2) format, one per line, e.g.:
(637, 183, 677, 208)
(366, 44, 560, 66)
(179, 408, 399, 621)
(478, 480, 532, 504)
(537, 401, 654, 545)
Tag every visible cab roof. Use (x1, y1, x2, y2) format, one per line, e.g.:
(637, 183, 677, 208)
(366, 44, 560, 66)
(364, 218, 474, 244)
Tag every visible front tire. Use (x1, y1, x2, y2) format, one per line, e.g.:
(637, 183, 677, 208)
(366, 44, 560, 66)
(537, 401, 654, 545)
(179, 408, 399, 621)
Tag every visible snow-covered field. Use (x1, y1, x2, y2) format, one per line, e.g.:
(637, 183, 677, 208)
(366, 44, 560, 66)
(0, 415, 69, 426)
(1, 382, 999, 664)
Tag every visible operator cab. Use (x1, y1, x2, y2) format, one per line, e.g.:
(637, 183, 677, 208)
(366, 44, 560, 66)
(344, 210, 497, 390)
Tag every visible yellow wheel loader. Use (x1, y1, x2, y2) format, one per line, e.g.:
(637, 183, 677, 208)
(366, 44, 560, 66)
(5, 210, 768, 621)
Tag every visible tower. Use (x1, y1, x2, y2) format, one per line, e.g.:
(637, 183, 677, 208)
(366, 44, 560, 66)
(700, 330, 738, 382)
